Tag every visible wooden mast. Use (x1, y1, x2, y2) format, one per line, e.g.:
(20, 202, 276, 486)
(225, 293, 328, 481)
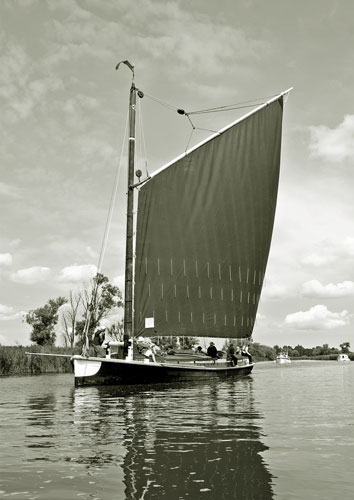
(123, 79, 137, 355)
(117, 61, 136, 356)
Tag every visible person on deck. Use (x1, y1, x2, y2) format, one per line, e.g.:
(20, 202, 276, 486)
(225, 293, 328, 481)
(207, 342, 218, 359)
(91, 326, 106, 355)
(241, 345, 252, 364)
(227, 343, 238, 366)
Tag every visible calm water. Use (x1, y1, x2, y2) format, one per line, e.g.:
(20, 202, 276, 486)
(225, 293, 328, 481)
(0, 361, 353, 499)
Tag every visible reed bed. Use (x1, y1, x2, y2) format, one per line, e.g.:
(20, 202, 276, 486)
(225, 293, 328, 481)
(0, 345, 79, 376)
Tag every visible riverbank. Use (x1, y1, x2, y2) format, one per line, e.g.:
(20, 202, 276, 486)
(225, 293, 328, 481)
(0, 346, 78, 376)
(292, 354, 354, 361)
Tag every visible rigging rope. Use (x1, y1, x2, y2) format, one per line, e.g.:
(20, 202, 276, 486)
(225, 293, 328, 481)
(137, 98, 150, 177)
(189, 103, 262, 115)
(144, 91, 280, 116)
(81, 108, 129, 356)
(187, 94, 278, 115)
(97, 109, 129, 274)
(144, 91, 281, 153)
(143, 91, 179, 111)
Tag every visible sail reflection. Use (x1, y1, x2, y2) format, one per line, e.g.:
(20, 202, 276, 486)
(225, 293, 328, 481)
(72, 378, 273, 499)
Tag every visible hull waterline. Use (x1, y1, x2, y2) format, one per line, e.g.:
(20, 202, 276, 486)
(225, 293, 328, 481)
(72, 356, 254, 387)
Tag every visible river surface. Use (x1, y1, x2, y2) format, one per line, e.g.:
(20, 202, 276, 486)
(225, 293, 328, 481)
(0, 361, 353, 499)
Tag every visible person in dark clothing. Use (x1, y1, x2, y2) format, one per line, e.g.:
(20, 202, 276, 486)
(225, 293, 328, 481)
(92, 327, 106, 355)
(207, 342, 218, 358)
(227, 343, 238, 366)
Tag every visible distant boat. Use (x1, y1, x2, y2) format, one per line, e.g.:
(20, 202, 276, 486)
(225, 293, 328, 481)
(337, 353, 350, 362)
(275, 352, 291, 364)
(28, 61, 292, 386)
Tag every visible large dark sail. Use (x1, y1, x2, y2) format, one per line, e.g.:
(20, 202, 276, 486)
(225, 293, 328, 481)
(134, 96, 284, 338)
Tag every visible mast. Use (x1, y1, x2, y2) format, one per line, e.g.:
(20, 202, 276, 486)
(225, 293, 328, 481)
(123, 80, 137, 351)
(116, 60, 137, 355)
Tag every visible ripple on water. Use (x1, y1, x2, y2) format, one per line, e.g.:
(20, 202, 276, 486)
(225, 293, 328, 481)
(0, 364, 353, 499)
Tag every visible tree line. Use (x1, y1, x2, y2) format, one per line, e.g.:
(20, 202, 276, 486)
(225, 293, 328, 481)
(273, 342, 351, 357)
(246, 341, 352, 361)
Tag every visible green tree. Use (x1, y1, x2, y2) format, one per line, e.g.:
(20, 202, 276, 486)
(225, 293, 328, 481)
(294, 344, 305, 356)
(340, 342, 350, 354)
(321, 344, 330, 355)
(312, 345, 322, 356)
(77, 273, 123, 348)
(26, 297, 67, 346)
(106, 321, 124, 341)
(61, 291, 81, 348)
(250, 343, 276, 361)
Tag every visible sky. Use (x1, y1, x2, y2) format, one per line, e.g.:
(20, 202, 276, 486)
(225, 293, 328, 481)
(1, 0, 354, 349)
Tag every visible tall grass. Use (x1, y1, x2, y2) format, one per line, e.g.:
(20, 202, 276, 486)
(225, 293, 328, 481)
(0, 345, 79, 376)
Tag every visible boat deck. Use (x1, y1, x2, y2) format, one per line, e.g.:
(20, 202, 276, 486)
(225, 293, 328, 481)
(160, 358, 250, 368)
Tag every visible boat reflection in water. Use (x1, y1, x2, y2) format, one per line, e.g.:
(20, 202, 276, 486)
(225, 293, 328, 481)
(72, 377, 273, 499)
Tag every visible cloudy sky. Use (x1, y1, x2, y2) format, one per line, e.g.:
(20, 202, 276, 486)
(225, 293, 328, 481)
(1, 0, 353, 348)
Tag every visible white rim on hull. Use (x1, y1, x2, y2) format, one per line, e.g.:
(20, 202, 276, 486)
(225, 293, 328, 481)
(73, 357, 102, 377)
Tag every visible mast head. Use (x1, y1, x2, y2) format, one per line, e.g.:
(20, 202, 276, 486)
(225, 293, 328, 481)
(116, 60, 135, 80)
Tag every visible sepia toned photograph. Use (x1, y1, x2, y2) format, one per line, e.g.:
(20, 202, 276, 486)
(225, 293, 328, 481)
(0, 1, 353, 498)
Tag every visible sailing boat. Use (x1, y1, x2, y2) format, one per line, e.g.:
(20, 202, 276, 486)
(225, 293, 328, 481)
(29, 61, 291, 386)
(71, 62, 291, 386)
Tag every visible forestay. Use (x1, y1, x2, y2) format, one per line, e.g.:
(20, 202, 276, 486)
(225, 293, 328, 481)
(134, 97, 284, 338)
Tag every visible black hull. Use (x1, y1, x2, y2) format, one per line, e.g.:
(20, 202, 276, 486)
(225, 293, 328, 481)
(73, 356, 254, 387)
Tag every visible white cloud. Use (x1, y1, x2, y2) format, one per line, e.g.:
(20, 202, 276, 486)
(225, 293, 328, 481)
(0, 253, 12, 266)
(112, 274, 124, 291)
(58, 302, 71, 313)
(43, 0, 267, 85)
(58, 264, 97, 282)
(0, 304, 25, 321)
(0, 36, 64, 124)
(301, 253, 336, 267)
(63, 94, 98, 114)
(0, 182, 21, 198)
(135, 1, 267, 76)
(76, 135, 115, 161)
(309, 115, 354, 162)
(339, 237, 354, 257)
(256, 312, 266, 320)
(301, 237, 354, 267)
(285, 304, 350, 330)
(262, 282, 287, 300)
(301, 280, 354, 299)
(86, 246, 97, 259)
(10, 266, 51, 284)
(9, 239, 21, 248)
(99, 310, 123, 329)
